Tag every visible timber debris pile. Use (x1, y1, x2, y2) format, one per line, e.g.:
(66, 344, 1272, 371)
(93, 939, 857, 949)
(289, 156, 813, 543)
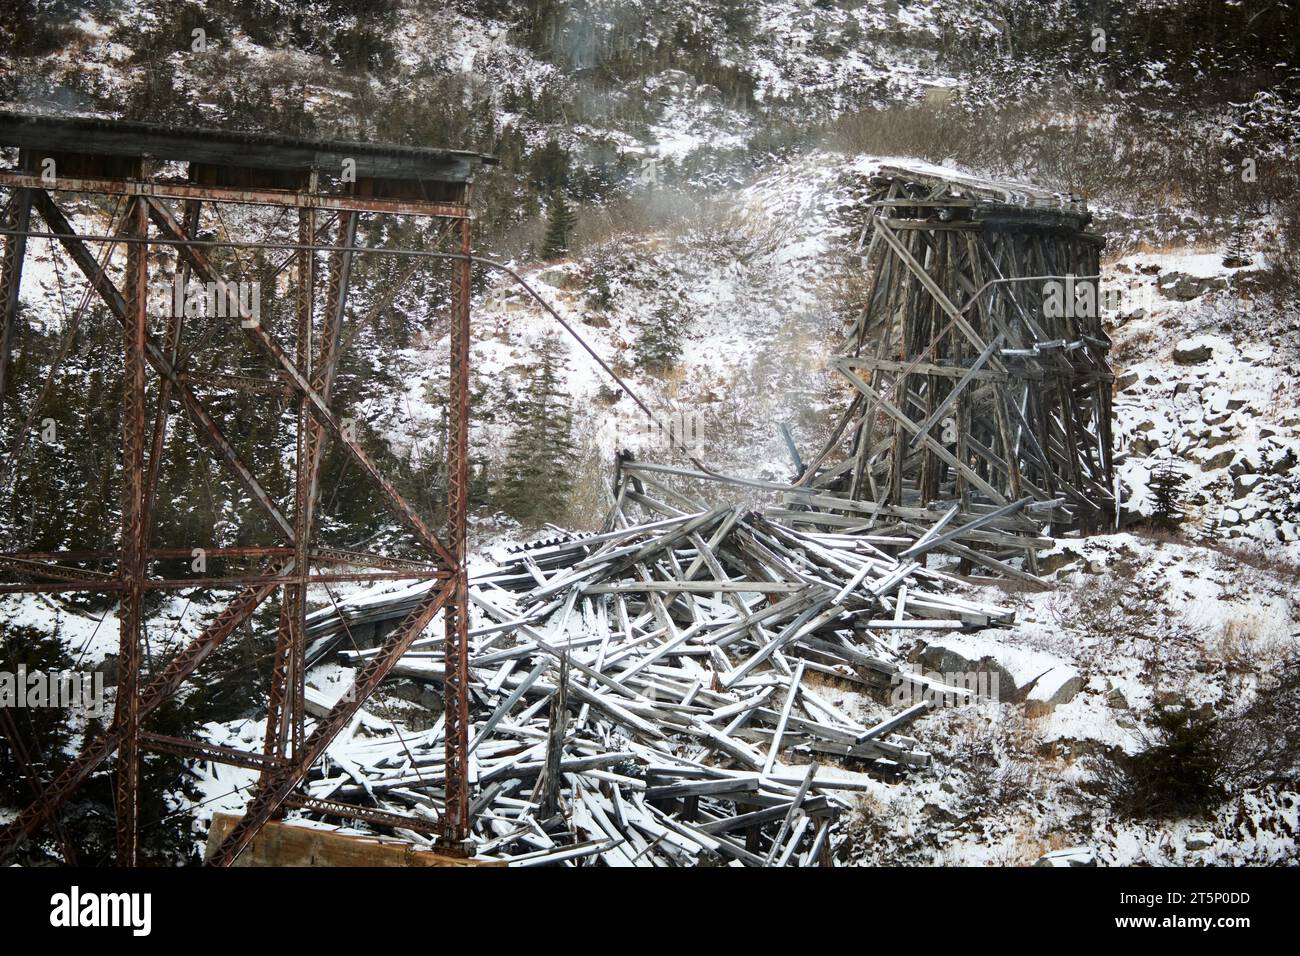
(300, 481, 1014, 866)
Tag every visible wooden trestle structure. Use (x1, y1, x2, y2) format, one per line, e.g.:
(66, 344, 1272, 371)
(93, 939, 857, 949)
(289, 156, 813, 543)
(782, 165, 1116, 582)
(0, 112, 492, 865)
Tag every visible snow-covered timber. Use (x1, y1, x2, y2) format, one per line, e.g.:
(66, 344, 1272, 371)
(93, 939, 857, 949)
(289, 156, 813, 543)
(288, 479, 1013, 866)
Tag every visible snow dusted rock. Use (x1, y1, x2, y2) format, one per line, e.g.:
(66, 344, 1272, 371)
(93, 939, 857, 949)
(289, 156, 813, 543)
(1159, 272, 1228, 301)
(1038, 542, 1088, 575)
(1200, 448, 1236, 472)
(1172, 334, 1222, 364)
(1024, 666, 1085, 717)
(918, 634, 1081, 713)
(1034, 846, 1096, 867)
(1186, 831, 1215, 851)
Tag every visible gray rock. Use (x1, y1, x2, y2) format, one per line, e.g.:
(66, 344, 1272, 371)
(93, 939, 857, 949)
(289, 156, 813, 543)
(1232, 473, 1263, 497)
(1174, 341, 1214, 364)
(1161, 272, 1228, 301)
(1201, 449, 1235, 471)
(1025, 669, 1083, 716)
(920, 635, 1080, 714)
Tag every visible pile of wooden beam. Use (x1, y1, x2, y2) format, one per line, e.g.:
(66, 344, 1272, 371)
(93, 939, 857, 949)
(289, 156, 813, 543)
(290, 490, 1013, 866)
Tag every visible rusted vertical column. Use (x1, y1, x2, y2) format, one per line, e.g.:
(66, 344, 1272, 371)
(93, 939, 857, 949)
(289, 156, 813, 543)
(115, 191, 149, 866)
(266, 195, 317, 763)
(0, 184, 32, 428)
(441, 213, 472, 852)
(289, 198, 316, 755)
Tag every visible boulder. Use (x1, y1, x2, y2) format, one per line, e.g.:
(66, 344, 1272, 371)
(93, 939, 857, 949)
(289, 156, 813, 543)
(918, 635, 1081, 713)
(1173, 337, 1214, 364)
(1201, 449, 1235, 471)
(1185, 831, 1215, 851)
(1025, 667, 1084, 717)
(1232, 473, 1263, 497)
(1160, 272, 1228, 301)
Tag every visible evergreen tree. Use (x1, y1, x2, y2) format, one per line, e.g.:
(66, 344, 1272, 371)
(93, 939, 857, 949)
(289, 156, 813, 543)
(1222, 221, 1252, 268)
(1149, 459, 1189, 531)
(0, 624, 75, 806)
(496, 334, 577, 526)
(633, 302, 683, 373)
(541, 190, 577, 260)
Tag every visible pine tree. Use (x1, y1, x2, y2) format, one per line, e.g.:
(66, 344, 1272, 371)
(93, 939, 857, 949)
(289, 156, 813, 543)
(496, 334, 577, 526)
(1149, 459, 1189, 532)
(1222, 221, 1252, 268)
(0, 623, 75, 806)
(633, 302, 683, 373)
(541, 190, 577, 260)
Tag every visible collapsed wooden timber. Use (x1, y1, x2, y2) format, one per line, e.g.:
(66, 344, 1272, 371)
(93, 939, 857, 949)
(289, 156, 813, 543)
(283, 482, 1013, 866)
(792, 163, 1116, 577)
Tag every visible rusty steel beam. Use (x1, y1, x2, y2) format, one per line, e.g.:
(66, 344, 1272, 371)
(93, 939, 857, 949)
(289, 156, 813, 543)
(440, 214, 473, 853)
(0, 582, 126, 594)
(0, 546, 292, 562)
(0, 185, 32, 427)
(302, 210, 358, 525)
(310, 546, 443, 574)
(177, 371, 289, 396)
(139, 570, 444, 589)
(31, 190, 296, 541)
(141, 732, 286, 773)
(112, 193, 149, 866)
(0, 170, 470, 219)
(207, 582, 452, 866)
(152, 546, 292, 559)
(0, 545, 445, 573)
(0, 554, 115, 583)
(283, 794, 442, 836)
(279, 207, 359, 761)
(0, 570, 285, 863)
(0, 569, 444, 594)
(289, 200, 317, 757)
(266, 200, 318, 765)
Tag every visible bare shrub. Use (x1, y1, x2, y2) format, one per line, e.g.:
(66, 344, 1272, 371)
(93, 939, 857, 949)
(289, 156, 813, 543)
(935, 710, 1043, 810)
(1046, 563, 1159, 646)
(1218, 658, 1300, 788)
